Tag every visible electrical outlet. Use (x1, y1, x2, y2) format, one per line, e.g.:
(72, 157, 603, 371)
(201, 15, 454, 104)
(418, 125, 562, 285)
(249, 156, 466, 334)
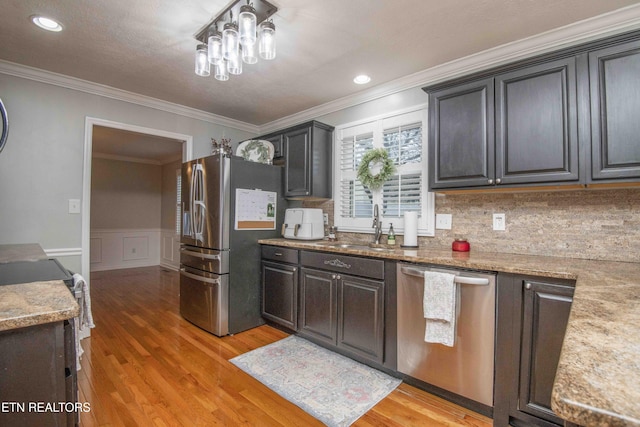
(323, 213, 329, 225)
(435, 213, 452, 230)
(493, 213, 506, 231)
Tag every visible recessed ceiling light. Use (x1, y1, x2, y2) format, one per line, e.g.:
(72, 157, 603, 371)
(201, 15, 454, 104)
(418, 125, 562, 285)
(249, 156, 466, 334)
(353, 74, 371, 85)
(30, 15, 63, 32)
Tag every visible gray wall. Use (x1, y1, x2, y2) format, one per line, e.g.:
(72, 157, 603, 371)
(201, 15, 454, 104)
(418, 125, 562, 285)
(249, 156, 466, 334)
(0, 73, 256, 272)
(91, 158, 162, 229)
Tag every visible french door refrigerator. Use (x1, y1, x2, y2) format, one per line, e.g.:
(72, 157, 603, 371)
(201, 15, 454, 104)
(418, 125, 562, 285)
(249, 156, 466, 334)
(180, 154, 285, 336)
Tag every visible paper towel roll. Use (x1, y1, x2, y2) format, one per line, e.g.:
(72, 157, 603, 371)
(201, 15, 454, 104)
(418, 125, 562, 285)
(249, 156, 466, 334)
(403, 211, 418, 247)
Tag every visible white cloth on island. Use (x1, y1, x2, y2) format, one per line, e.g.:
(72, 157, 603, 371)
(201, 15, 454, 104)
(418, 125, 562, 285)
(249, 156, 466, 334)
(423, 270, 457, 347)
(72, 273, 95, 370)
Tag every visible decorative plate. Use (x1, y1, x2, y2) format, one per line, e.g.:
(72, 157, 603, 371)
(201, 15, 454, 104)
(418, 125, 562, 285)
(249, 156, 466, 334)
(236, 139, 274, 164)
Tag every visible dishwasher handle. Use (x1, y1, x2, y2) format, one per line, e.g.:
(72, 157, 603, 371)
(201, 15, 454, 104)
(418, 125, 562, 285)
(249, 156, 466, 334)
(399, 266, 490, 286)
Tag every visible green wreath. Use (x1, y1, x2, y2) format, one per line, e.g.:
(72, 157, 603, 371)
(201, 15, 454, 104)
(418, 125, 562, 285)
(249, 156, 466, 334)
(357, 148, 395, 190)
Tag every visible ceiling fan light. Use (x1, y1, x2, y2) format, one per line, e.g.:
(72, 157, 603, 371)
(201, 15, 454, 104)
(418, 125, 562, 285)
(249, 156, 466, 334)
(238, 4, 257, 47)
(214, 60, 230, 81)
(207, 30, 223, 65)
(222, 22, 239, 61)
(195, 44, 210, 77)
(258, 20, 276, 60)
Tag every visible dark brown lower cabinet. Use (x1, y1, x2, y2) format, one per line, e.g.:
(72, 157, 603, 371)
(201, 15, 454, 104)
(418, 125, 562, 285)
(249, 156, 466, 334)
(262, 261, 298, 331)
(495, 274, 575, 427)
(299, 267, 384, 364)
(0, 320, 78, 427)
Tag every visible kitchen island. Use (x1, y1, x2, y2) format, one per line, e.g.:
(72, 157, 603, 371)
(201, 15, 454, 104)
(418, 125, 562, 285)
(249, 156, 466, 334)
(259, 238, 640, 427)
(0, 244, 80, 427)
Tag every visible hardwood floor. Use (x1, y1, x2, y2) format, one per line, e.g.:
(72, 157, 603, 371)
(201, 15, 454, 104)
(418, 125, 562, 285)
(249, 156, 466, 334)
(78, 266, 492, 426)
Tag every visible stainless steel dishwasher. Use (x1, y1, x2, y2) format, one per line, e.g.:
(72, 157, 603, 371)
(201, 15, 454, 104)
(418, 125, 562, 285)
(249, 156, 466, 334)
(397, 263, 496, 408)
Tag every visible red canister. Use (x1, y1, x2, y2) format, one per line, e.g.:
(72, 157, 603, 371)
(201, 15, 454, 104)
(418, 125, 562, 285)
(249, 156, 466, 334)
(452, 238, 470, 252)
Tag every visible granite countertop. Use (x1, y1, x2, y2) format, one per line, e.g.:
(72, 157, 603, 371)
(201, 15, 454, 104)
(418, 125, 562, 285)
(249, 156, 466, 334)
(259, 238, 640, 427)
(0, 243, 79, 332)
(0, 280, 80, 332)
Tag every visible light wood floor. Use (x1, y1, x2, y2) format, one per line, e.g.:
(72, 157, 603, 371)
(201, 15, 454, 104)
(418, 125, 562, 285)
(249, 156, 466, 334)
(78, 266, 493, 426)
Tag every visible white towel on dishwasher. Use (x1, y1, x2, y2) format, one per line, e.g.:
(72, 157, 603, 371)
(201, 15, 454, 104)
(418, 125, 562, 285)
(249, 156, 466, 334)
(423, 271, 457, 346)
(72, 273, 95, 370)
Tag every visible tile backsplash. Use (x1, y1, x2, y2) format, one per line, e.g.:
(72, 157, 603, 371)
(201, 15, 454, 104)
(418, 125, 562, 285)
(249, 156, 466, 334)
(303, 189, 640, 263)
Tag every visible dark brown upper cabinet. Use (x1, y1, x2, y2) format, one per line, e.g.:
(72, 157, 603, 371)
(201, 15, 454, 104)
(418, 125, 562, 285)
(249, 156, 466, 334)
(426, 29, 640, 192)
(428, 58, 579, 190)
(587, 39, 640, 183)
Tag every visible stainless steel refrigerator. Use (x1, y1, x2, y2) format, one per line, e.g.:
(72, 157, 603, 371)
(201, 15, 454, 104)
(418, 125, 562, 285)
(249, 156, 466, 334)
(180, 154, 285, 336)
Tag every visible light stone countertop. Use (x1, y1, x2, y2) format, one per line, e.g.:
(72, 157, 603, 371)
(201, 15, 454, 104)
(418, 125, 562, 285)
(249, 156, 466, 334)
(259, 238, 640, 427)
(0, 244, 79, 332)
(0, 281, 80, 332)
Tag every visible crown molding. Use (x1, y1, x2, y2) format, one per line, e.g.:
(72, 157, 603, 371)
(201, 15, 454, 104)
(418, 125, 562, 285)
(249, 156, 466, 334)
(0, 60, 259, 134)
(258, 3, 640, 134)
(2, 4, 640, 136)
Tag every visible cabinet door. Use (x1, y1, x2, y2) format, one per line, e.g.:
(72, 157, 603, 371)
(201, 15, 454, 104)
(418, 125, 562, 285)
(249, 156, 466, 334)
(337, 275, 384, 364)
(284, 126, 312, 197)
(428, 78, 495, 189)
(518, 280, 574, 425)
(264, 134, 284, 158)
(299, 267, 337, 345)
(589, 40, 640, 181)
(262, 261, 298, 330)
(496, 58, 579, 185)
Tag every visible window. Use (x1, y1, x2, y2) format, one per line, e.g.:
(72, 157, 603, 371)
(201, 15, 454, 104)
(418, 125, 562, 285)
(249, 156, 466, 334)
(334, 107, 434, 236)
(176, 169, 182, 235)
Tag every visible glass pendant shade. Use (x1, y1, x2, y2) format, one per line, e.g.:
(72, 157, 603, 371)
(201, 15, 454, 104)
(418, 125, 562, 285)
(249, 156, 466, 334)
(258, 20, 276, 60)
(238, 4, 257, 46)
(242, 40, 258, 64)
(228, 47, 243, 75)
(207, 30, 223, 65)
(214, 60, 229, 81)
(222, 22, 239, 61)
(195, 44, 210, 76)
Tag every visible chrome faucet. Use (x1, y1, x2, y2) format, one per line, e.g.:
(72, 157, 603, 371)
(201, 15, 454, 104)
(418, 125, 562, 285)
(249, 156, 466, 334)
(372, 204, 382, 244)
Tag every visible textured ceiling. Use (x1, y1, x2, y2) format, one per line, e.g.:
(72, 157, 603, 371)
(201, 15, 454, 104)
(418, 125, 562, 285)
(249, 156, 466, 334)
(1, 0, 640, 127)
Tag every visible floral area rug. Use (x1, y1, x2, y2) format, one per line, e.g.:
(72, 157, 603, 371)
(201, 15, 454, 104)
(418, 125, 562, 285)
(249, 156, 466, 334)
(230, 335, 402, 426)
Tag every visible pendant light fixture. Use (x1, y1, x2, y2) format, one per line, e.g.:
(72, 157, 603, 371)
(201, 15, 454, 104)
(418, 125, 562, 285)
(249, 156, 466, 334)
(195, 44, 210, 76)
(222, 15, 239, 61)
(214, 60, 229, 81)
(192, 0, 278, 81)
(258, 20, 276, 60)
(207, 26, 223, 65)
(238, 3, 257, 47)
(228, 46, 243, 75)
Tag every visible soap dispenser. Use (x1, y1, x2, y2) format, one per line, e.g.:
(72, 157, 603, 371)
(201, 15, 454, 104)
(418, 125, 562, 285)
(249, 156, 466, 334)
(387, 223, 396, 245)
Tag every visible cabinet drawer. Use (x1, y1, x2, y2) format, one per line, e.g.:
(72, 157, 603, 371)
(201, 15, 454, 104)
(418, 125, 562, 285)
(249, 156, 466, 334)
(300, 250, 384, 280)
(261, 245, 299, 264)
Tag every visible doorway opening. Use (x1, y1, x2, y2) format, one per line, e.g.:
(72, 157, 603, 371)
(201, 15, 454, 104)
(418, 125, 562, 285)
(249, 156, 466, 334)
(81, 118, 193, 282)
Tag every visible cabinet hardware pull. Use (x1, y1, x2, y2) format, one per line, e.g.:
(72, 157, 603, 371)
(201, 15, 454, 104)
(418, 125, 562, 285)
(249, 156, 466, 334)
(336, 275, 341, 280)
(525, 282, 532, 290)
(488, 179, 494, 184)
(274, 252, 283, 256)
(332, 274, 336, 279)
(324, 259, 351, 269)
(496, 178, 502, 184)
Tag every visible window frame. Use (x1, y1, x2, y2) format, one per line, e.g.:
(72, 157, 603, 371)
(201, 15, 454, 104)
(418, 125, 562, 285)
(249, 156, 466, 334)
(333, 105, 434, 237)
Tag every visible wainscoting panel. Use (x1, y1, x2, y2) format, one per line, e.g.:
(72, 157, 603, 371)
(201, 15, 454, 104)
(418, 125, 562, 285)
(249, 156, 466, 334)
(161, 229, 180, 271)
(90, 229, 161, 272)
